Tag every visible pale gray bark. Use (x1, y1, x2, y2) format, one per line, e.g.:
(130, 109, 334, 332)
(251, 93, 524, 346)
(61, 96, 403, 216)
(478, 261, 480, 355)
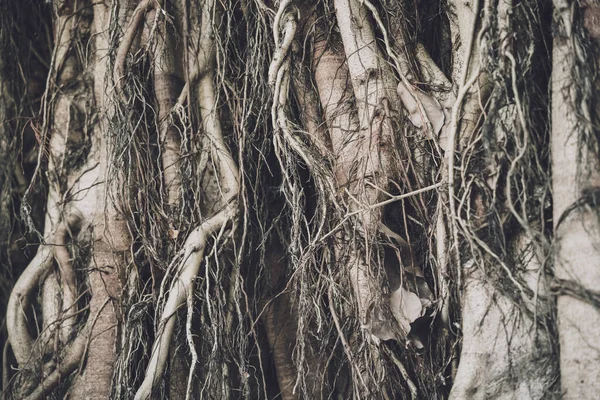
(552, 1, 600, 396)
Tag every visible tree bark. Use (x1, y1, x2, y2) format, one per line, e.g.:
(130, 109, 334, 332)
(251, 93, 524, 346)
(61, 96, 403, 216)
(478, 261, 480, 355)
(69, 4, 130, 397)
(552, 1, 600, 396)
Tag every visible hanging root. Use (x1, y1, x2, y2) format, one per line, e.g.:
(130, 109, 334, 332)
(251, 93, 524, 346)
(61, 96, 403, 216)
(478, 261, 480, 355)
(134, 205, 236, 400)
(134, 1, 239, 398)
(268, 1, 297, 87)
(269, 1, 338, 249)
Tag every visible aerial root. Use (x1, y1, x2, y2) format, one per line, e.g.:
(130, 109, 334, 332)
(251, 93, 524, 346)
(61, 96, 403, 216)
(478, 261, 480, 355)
(134, 1, 240, 397)
(134, 205, 237, 400)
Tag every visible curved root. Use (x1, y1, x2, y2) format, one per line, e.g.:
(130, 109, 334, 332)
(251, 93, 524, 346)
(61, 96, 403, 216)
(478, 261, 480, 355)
(134, 206, 236, 400)
(54, 212, 82, 342)
(6, 213, 84, 377)
(6, 245, 54, 366)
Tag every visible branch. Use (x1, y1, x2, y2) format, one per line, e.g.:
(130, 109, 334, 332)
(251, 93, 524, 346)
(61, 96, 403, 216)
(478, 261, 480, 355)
(345, 182, 444, 219)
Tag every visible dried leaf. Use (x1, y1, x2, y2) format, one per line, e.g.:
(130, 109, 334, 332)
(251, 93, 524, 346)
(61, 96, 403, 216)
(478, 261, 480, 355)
(364, 306, 397, 341)
(379, 222, 425, 278)
(389, 287, 423, 334)
(397, 81, 446, 138)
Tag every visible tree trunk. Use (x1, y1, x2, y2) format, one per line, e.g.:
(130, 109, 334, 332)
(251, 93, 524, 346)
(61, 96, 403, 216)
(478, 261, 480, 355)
(552, 1, 600, 397)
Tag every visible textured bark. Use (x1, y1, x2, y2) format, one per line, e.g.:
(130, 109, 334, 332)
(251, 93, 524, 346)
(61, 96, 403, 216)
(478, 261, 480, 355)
(552, 1, 600, 396)
(69, 4, 130, 398)
(3, 2, 130, 398)
(450, 250, 554, 399)
(154, 16, 184, 208)
(446, 0, 492, 149)
(332, 0, 402, 326)
(312, 39, 359, 188)
(445, 1, 557, 397)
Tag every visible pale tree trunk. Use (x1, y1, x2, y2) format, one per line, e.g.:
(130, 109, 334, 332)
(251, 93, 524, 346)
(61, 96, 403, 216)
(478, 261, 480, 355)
(445, 0, 556, 398)
(4, 1, 130, 398)
(65, 4, 131, 396)
(552, 0, 600, 397)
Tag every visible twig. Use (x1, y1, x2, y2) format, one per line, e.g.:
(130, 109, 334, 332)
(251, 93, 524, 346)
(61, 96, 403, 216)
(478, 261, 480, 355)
(345, 182, 444, 218)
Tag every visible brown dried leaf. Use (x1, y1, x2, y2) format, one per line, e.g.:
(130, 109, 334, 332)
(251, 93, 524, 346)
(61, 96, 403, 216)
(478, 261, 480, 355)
(168, 228, 179, 239)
